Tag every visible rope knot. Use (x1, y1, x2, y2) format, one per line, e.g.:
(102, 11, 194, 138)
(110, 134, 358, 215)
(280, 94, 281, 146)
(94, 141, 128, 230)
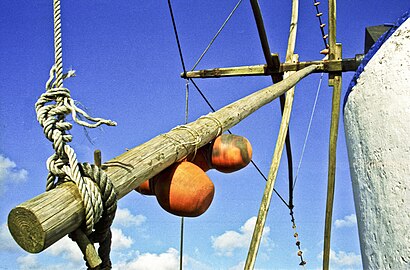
(38, 2, 119, 266)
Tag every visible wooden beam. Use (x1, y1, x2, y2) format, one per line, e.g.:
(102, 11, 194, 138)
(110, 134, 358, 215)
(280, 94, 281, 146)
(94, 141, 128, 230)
(8, 64, 321, 254)
(182, 56, 362, 78)
(249, 0, 293, 194)
(245, 0, 299, 267)
(250, 0, 275, 70)
(328, 0, 337, 61)
(323, 0, 340, 266)
(245, 55, 299, 270)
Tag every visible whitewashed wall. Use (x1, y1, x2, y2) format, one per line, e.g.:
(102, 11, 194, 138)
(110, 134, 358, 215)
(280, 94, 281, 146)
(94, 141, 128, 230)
(344, 18, 410, 269)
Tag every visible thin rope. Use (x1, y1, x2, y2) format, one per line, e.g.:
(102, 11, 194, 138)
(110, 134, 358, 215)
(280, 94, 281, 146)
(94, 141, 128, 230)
(52, 0, 63, 88)
(166, 2, 189, 269)
(293, 72, 323, 189)
(199, 115, 223, 137)
(179, 216, 184, 270)
(191, 0, 243, 71)
(185, 80, 189, 123)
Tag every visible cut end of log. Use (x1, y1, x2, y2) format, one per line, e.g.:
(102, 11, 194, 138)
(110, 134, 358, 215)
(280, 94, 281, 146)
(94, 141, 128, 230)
(8, 206, 45, 253)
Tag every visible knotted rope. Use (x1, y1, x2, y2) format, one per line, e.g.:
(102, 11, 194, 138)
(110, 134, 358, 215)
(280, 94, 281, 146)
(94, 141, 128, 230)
(35, 1, 117, 268)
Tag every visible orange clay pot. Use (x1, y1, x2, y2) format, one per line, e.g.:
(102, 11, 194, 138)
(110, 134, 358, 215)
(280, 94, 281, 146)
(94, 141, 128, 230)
(153, 161, 214, 217)
(134, 179, 155, 195)
(134, 147, 212, 195)
(188, 144, 213, 172)
(210, 134, 252, 173)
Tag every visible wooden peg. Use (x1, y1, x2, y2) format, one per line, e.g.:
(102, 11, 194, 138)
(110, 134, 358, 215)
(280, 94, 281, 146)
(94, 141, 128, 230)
(94, 150, 102, 168)
(71, 230, 102, 268)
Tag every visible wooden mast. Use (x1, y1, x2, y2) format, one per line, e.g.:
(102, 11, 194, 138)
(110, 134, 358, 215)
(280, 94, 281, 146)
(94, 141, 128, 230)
(8, 64, 320, 254)
(323, 0, 342, 268)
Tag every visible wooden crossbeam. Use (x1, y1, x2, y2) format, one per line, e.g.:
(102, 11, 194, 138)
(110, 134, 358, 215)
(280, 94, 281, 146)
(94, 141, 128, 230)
(8, 65, 320, 254)
(181, 56, 362, 79)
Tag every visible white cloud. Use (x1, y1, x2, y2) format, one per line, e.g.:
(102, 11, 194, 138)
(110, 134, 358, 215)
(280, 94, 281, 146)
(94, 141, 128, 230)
(0, 223, 21, 251)
(45, 227, 133, 262)
(184, 256, 213, 270)
(212, 217, 273, 256)
(114, 208, 147, 228)
(45, 236, 84, 263)
(111, 227, 133, 250)
(335, 214, 357, 228)
(0, 154, 28, 193)
(317, 249, 362, 268)
(228, 260, 245, 270)
(17, 254, 39, 270)
(113, 248, 179, 270)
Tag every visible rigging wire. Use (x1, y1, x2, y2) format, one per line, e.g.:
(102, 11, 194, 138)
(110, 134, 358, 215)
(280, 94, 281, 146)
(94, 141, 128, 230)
(191, 0, 244, 71)
(167, 0, 188, 75)
(166, 1, 188, 269)
(293, 72, 323, 190)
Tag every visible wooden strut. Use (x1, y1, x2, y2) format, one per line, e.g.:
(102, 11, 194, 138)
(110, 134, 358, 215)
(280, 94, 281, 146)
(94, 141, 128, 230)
(323, 0, 342, 269)
(181, 56, 362, 79)
(245, 0, 299, 268)
(7, 64, 320, 254)
(248, 0, 295, 201)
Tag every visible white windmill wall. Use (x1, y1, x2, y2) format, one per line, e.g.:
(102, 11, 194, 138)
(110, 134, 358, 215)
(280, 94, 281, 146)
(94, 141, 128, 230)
(344, 18, 410, 269)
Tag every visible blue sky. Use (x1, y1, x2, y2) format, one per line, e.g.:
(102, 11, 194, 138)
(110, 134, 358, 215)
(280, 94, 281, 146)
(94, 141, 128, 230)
(0, 1, 408, 269)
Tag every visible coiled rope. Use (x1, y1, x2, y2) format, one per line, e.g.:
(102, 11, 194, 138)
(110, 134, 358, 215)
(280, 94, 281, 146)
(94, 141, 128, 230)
(35, 1, 117, 269)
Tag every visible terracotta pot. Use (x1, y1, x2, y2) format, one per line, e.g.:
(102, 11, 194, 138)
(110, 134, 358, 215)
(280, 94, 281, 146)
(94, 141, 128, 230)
(211, 134, 252, 173)
(153, 161, 215, 217)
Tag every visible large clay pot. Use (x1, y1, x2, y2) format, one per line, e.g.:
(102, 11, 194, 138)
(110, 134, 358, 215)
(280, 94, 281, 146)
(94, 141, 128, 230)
(210, 134, 252, 173)
(153, 161, 215, 217)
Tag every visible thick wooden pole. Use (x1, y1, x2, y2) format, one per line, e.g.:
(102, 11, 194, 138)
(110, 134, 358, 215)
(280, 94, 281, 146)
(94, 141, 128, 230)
(245, 57, 299, 270)
(8, 65, 320, 254)
(245, 0, 299, 268)
(323, 72, 341, 270)
(323, 0, 341, 268)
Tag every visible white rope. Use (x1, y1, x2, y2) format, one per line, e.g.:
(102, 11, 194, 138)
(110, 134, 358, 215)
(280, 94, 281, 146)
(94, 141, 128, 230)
(199, 115, 223, 137)
(35, 0, 116, 235)
(293, 72, 324, 189)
